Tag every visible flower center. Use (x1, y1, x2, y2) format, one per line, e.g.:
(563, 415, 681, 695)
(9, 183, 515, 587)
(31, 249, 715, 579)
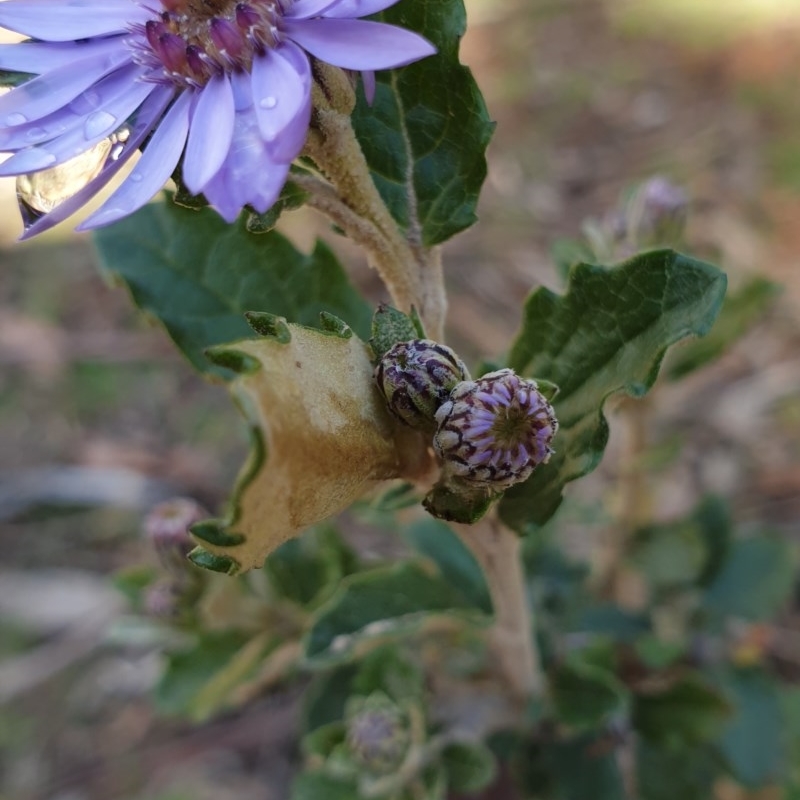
(134, 0, 290, 88)
(490, 406, 533, 448)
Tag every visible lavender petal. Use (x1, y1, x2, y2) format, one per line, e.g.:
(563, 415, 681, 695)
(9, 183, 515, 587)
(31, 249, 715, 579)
(0, 37, 125, 74)
(19, 85, 173, 239)
(0, 47, 131, 127)
(0, 64, 150, 167)
(251, 44, 309, 146)
(77, 91, 191, 230)
(284, 19, 436, 70)
(0, 0, 149, 41)
(319, 0, 402, 18)
(284, 0, 340, 19)
(182, 73, 235, 194)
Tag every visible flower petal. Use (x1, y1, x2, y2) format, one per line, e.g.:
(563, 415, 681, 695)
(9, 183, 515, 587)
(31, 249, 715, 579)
(0, 63, 150, 154)
(182, 73, 235, 194)
(251, 43, 310, 155)
(0, 0, 149, 41)
(77, 91, 191, 230)
(284, 0, 340, 19)
(283, 19, 436, 70)
(0, 37, 125, 74)
(202, 105, 289, 220)
(318, 0, 402, 18)
(19, 85, 174, 239)
(361, 69, 376, 104)
(0, 47, 132, 127)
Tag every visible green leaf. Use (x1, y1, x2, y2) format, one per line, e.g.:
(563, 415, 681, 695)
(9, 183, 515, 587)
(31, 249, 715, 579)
(369, 304, 424, 359)
(630, 518, 707, 590)
(351, 0, 493, 246)
(633, 673, 731, 749)
(352, 646, 425, 703)
(291, 773, 358, 800)
(716, 668, 784, 787)
(637, 742, 722, 800)
(666, 276, 780, 380)
(303, 666, 359, 733)
(441, 741, 497, 794)
(304, 562, 487, 665)
(551, 660, 629, 732)
(704, 536, 795, 622)
(402, 519, 492, 614)
(500, 250, 727, 533)
(92, 198, 372, 377)
(547, 734, 626, 800)
(154, 631, 252, 719)
(265, 525, 359, 609)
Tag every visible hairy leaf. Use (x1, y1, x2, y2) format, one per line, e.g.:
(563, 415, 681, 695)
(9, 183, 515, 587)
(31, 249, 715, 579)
(189, 319, 401, 572)
(304, 561, 487, 665)
(93, 198, 371, 378)
(500, 250, 726, 533)
(351, 0, 494, 246)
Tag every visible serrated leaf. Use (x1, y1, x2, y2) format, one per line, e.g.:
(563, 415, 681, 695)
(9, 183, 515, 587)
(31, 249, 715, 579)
(703, 536, 795, 623)
(666, 276, 780, 380)
(92, 198, 371, 377)
(304, 562, 487, 665)
(191, 323, 402, 572)
(633, 673, 731, 749)
(500, 250, 726, 533)
(716, 668, 784, 788)
(551, 660, 630, 732)
(402, 519, 492, 614)
(351, 0, 494, 246)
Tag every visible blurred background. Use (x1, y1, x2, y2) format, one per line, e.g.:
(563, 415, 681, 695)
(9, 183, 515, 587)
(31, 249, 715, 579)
(1, 0, 799, 797)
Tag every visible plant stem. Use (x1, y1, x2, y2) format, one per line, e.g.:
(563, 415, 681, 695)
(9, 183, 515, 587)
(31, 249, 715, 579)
(303, 81, 447, 340)
(453, 515, 543, 701)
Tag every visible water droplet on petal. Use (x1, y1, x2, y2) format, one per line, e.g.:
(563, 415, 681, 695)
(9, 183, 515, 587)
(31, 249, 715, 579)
(6, 113, 27, 126)
(83, 90, 101, 109)
(83, 110, 117, 139)
(259, 96, 277, 110)
(25, 127, 47, 141)
(129, 172, 143, 183)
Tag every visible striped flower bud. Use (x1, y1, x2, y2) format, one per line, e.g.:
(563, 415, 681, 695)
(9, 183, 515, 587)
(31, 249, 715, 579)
(374, 339, 469, 432)
(433, 369, 558, 490)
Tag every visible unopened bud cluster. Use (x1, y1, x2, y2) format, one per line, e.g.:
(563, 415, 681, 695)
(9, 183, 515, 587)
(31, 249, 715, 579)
(375, 341, 558, 493)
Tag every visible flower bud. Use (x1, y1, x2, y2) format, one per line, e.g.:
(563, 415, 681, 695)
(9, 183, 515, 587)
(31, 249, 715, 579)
(346, 696, 410, 775)
(144, 497, 206, 574)
(433, 369, 558, 490)
(374, 339, 469, 432)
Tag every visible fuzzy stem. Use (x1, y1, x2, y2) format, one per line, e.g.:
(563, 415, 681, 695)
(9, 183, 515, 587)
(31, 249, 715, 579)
(302, 82, 446, 340)
(453, 515, 543, 701)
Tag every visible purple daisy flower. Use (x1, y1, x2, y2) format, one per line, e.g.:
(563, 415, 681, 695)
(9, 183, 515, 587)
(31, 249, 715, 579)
(0, 0, 435, 238)
(433, 369, 558, 491)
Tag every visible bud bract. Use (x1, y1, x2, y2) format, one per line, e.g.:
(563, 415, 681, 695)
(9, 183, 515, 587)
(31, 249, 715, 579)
(346, 695, 411, 775)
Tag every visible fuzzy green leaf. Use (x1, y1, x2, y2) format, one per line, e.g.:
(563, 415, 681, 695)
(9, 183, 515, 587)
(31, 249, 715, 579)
(92, 198, 371, 378)
(500, 250, 726, 533)
(304, 562, 487, 665)
(551, 660, 630, 732)
(351, 0, 493, 246)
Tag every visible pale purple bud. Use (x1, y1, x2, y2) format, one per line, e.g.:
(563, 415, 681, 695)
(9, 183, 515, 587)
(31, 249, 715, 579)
(346, 698, 410, 775)
(434, 369, 558, 490)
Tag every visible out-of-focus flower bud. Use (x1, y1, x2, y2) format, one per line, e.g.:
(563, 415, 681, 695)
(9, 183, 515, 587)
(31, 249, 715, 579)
(433, 369, 558, 491)
(346, 694, 411, 775)
(374, 339, 469, 432)
(144, 497, 206, 574)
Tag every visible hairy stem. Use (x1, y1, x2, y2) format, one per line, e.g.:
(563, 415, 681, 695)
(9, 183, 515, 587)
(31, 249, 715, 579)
(303, 79, 447, 340)
(453, 515, 543, 701)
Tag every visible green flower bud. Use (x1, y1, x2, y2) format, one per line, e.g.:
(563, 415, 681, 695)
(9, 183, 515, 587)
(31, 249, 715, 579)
(374, 339, 469, 432)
